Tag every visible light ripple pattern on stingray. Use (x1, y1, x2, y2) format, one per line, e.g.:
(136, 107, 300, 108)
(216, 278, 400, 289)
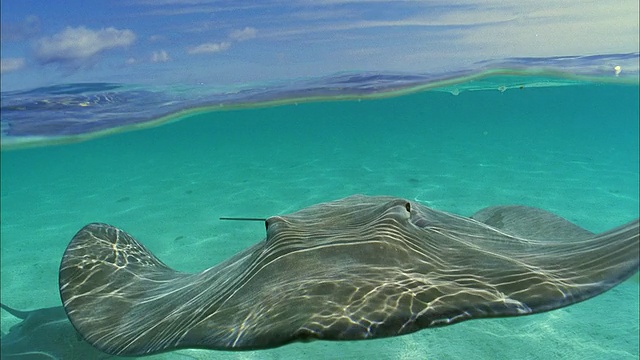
(58, 195, 640, 356)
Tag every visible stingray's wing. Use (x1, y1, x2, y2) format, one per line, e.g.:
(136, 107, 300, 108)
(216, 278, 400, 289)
(59, 196, 639, 356)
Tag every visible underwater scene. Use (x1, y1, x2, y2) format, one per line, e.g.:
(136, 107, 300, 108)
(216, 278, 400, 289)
(1, 1, 639, 360)
(2, 70, 639, 360)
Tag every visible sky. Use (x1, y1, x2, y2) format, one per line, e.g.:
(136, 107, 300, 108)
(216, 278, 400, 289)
(1, 0, 639, 91)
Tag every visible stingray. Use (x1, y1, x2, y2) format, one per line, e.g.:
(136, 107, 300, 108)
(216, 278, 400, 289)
(0, 302, 116, 359)
(59, 195, 639, 356)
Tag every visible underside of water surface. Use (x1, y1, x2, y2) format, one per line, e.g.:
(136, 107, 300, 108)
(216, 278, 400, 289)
(1, 53, 638, 150)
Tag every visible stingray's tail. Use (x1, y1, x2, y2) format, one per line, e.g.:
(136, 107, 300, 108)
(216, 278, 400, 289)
(0, 303, 29, 319)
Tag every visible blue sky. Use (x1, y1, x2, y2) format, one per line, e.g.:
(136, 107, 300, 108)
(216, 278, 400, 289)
(1, 0, 638, 91)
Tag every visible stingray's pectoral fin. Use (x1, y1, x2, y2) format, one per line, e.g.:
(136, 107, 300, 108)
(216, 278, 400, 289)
(566, 218, 640, 288)
(59, 223, 191, 356)
(502, 218, 640, 315)
(470, 205, 595, 239)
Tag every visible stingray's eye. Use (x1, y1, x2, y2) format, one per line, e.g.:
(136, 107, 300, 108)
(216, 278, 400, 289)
(405, 202, 411, 213)
(265, 217, 282, 232)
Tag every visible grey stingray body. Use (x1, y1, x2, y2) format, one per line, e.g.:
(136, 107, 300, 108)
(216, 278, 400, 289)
(0, 303, 115, 359)
(58, 195, 639, 356)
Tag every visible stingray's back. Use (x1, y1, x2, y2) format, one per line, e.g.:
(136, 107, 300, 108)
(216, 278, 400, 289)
(59, 195, 639, 356)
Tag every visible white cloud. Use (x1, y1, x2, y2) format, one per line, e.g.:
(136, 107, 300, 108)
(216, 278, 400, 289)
(125, 57, 138, 65)
(0, 58, 26, 73)
(187, 42, 231, 55)
(150, 50, 171, 62)
(34, 26, 136, 64)
(261, 0, 638, 64)
(229, 27, 257, 41)
(451, 1, 639, 58)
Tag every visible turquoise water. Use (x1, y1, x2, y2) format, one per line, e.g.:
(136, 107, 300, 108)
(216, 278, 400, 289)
(1, 79, 639, 359)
